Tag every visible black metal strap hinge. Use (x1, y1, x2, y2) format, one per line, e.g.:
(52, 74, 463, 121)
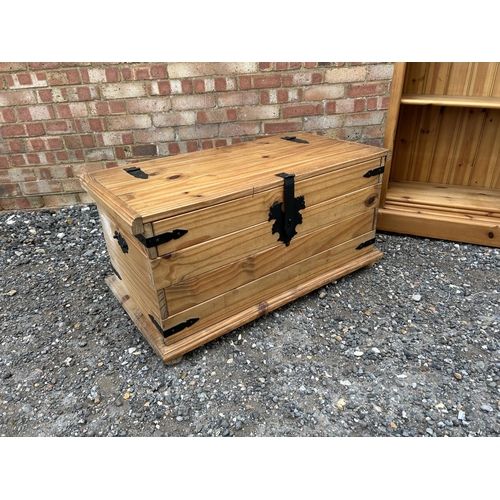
(281, 136, 309, 144)
(135, 229, 188, 248)
(268, 173, 305, 246)
(124, 166, 149, 179)
(356, 238, 376, 250)
(363, 166, 385, 178)
(149, 315, 199, 339)
(113, 231, 129, 253)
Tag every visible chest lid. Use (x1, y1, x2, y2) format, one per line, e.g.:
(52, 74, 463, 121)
(80, 132, 388, 235)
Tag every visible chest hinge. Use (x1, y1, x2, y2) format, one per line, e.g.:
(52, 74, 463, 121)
(356, 238, 376, 250)
(149, 314, 199, 339)
(135, 229, 188, 248)
(113, 231, 129, 253)
(363, 166, 385, 178)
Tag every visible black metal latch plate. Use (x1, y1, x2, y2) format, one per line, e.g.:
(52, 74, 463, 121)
(268, 173, 305, 246)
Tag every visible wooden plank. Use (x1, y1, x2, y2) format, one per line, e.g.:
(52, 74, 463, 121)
(384, 180, 500, 214)
(164, 211, 375, 314)
(389, 104, 421, 181)
(161, 232, 378, 342)
(386, 200, 500, 218)
(408, 105, 442, 182)
(446, 63, 474, 96)
(468, 109, 500, 188)
(157, 289, 168, 319)
(151, 184, 381, 289)
(468, 62, 498, 97)
(99, 134, 307, 187)
(381, 62, 407, 208)
(427, 107, 463, 184)
(493, 165, 500, 189)
(141, 223, 157, 259)
(402, 62, 428, 94)
(384, 63, 407, 154)
(377, 207, 500, 247)
(423, 62, 451, 95)
(151, 158, 381, 254)
(491, 68, 500, 98)
(401, 94, 500, 109)
(379, 202, 500, 221)
(448, 108, 487, 186)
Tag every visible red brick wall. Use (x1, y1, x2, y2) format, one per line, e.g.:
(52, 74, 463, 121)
(0, 62, 394, 211)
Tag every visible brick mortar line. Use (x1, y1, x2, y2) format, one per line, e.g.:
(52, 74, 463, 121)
(1, 73, 391, 94)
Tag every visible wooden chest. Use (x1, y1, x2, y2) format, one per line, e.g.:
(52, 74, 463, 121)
(80, 133, 388, 363)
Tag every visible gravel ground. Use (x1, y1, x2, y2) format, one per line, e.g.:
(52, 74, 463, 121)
(1, 204, 499, 438)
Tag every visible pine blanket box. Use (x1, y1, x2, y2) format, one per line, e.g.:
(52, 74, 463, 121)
(80, 133, 388, 363)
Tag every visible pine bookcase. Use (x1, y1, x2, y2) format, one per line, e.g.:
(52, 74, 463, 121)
(379, 62, 500, 247)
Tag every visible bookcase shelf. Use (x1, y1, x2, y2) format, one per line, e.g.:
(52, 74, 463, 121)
(401, 94, 500, 109)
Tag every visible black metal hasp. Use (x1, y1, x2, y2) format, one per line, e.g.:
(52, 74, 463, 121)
(356, 238, 376, 250)
(363, 166, 385, 178)
(148, 314, 199, 339)
(124, 166, 149, 179)
(281, 136, 309, 144)
(268, 173, 305, 246)
(135, 229, 188, 248)
(113, 231, 129, 253)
